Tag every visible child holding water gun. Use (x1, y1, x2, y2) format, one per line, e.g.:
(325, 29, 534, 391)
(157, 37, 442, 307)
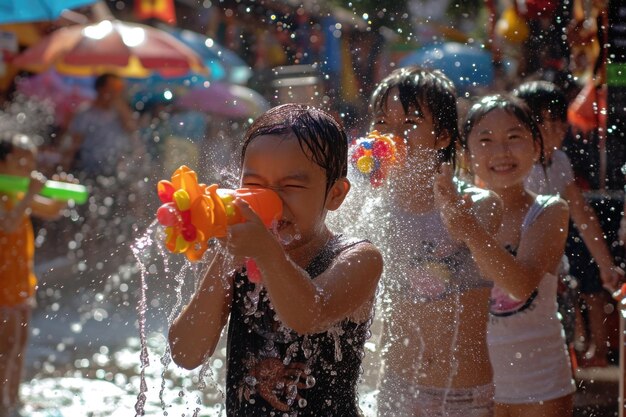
(371, 66, 502, 416)
(439, 94, 575, 416)
(168, 104, 383, 416)
(0, 132, 66, 416)
(515, 80, 621, 367)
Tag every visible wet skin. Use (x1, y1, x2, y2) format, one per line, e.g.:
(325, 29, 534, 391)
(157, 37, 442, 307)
(374, 91, 496, 388)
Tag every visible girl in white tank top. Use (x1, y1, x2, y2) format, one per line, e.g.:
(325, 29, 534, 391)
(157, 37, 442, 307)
(435, 95, 574, 417)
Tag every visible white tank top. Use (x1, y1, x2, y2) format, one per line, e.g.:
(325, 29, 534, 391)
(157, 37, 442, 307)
(488, 195, 564, 345)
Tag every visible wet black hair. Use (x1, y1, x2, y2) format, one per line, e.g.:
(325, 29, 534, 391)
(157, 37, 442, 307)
(512, 81, 568, 124)
(462, 94, 544, 164)
(94, 73, 119, 92)
(241, 104, 348, 192)
(0, 132, 36, 163)
(369, 66, 459, 163)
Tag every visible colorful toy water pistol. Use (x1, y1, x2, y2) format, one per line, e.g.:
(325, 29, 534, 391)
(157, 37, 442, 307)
(0, 174, 88, 204)
(349, 130, 405, 187)
(156, 166, 283, 282)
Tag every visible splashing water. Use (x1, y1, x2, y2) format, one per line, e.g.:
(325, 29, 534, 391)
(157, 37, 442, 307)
(328, 156, 469, 415)
(131, 221, 156, 416)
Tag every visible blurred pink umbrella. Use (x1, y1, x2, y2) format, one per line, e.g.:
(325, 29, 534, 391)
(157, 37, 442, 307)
(16, 70, 94, 127)
(176, 82, 269, 119)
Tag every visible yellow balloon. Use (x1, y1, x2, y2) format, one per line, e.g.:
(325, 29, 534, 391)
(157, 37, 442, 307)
(357, 155, 375, 174)
(496, 7, 529, 44)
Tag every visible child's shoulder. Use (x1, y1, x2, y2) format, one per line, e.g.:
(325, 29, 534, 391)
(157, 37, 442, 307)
(329, 234, 382, 268)
(534, 193, 567, 210)
(524, 194, 569, 230)
(331, 234, 381, 257)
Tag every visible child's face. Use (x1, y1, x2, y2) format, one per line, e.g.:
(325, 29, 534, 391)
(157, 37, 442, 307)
(0, 147, 36, 177)
(241, 134, 343, 250)
(467, 109, 539, 190)
(373, 89, 449, 177)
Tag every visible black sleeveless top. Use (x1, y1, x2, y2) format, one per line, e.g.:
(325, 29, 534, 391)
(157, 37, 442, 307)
(226, 235, 370, 417)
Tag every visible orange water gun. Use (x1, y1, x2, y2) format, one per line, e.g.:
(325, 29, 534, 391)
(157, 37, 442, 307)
(156, 166, 283, 282)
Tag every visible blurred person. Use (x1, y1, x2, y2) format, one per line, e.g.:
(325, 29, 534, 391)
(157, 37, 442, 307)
(0, 133, 65, 416)
(63, 73, 140, 178)
(515, 81, 621, 367)
(372, 67, 501, 417)
(63, 73, 148, 243)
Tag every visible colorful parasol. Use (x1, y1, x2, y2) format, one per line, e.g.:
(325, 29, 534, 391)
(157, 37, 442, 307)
(11, 20, 207, 78)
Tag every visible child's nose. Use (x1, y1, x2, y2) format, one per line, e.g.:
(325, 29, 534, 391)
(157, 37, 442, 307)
(496, 141, 513, 156)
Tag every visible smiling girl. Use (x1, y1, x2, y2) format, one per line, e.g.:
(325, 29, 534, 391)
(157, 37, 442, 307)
(436, 94, 575, 417)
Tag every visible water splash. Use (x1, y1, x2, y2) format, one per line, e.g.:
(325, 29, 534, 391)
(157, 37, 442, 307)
(131, 221, 157, 416)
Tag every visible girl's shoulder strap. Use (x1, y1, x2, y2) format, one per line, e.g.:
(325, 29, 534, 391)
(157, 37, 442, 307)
(521, 194, 562, 232)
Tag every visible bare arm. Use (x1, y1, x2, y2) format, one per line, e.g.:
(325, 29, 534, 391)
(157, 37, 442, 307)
(565, 182, 619, 289)
(168, 251, 234, 370)
(0, 171, 46, 233)
(30, 195, 67, 221)
(226, 201, 383, 335)
(436, 167, 569, 300)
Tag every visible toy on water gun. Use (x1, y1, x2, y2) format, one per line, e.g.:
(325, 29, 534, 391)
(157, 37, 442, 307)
(156, 165, 283, 283)
(0, 174, 88, 204)
(349, 130, 405, 187)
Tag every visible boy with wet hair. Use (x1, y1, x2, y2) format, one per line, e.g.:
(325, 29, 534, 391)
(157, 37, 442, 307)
(0, 132, 65, 416)
(169, 104, 383, 416)
(515, 80, 622, 367)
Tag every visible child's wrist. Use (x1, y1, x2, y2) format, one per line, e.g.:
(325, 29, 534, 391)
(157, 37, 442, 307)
(253, 236, 284, 269)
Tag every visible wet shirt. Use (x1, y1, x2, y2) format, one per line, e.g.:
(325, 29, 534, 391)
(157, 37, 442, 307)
(226, 235, 370, 417)
(489, 195, 562, 325)
(69, 106, 132, 177)
(0, 197, 36, 306)
(385, 193, 492, 303)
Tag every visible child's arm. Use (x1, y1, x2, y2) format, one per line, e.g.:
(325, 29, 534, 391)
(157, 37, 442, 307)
(225, 200, 383, 335)
(0, 171, 46, 233)
(565, 182, 621, 290)
(436, 166, 569, 301)
(168, 251, 234, 370)
(30, 195, 67, 221)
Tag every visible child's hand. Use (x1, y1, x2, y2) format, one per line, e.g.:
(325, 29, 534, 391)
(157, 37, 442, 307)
(225, 199, 280, 263)
(27, 170, 47, 197)
(51, 171, 79, 184)
(434, 164, 475, 241)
